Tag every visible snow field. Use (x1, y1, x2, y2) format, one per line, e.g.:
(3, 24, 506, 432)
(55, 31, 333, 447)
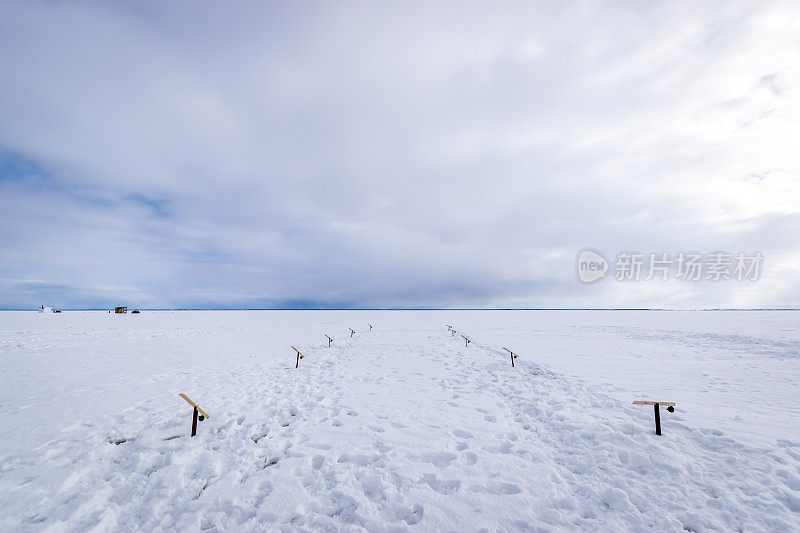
(0, 311, 799, 531)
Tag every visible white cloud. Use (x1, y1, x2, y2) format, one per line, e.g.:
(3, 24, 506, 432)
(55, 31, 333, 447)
(0, 0, 798, 308)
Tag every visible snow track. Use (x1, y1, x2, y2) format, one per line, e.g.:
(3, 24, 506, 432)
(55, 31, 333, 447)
(1, 315, 799, 531)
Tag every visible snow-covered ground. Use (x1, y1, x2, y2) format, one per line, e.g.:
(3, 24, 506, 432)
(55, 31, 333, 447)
(1, 310, 799, 531)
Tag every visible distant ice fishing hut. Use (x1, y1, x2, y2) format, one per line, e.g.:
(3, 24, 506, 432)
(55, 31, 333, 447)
(115, 306, 127, 314)
(38, 305, 52, 313)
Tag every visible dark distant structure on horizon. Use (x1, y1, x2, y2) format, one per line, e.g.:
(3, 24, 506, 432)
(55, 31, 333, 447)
(115, 306, 127, 314)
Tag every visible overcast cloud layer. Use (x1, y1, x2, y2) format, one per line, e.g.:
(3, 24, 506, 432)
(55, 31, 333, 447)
(1, 1, 799, 309)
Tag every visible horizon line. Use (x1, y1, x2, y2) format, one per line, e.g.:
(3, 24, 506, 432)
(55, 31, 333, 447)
(3, 307, 799, 312)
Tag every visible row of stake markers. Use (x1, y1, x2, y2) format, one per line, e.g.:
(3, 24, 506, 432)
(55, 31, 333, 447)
(179, 323, 373, 436)
(446, 324, 676, 436)
(295, 324, 372, 368)
(179, 323, 673, 437)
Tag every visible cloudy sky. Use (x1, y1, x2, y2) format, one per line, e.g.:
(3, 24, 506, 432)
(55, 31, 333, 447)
(1, 1, 798, 309)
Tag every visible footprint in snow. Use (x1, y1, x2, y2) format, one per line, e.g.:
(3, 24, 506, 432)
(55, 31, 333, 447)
(338, 453, 375, 466)
(255, 480, 273, 496)
(398, 504, 424, 525)
(419, 451, 457, 467)
(482, 441, 514, 454)
(452, 429, 473, 439)
(420, 473, 461, 494)
(469, 482, 521, 495)
(373, 441, 392, 453)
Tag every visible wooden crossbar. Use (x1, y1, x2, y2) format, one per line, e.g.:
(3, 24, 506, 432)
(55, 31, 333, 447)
(460, 335, 470, 342)
(633, 401, 675, 407)
(502, 347, 519, 358)
(324, 334, 333, 341)
(179, 393, 210, 419)
(291, 345, 304, 358)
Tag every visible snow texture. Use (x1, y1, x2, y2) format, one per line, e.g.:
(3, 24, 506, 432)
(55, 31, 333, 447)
(1, 310, 799, 531)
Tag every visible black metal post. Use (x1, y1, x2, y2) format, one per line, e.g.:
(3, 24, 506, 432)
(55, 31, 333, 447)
(328, 338, 332, 347)
(465, 338, 468, 347)
(654, 403, 661, 436)
(296, 351, 300, 368)
(511, 351, 515, 367)
(191, 406, 198, 437)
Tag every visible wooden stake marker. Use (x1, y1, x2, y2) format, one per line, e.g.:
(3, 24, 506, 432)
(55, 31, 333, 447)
(461, 335, 471, 347)
(349, 328, 355, 337)
(291, 345, 305, 368)
(502, 347, 519, 367)
(325, 334, 333, 347)
(179, 393, 210, 437)
(633, 401, 676, 436)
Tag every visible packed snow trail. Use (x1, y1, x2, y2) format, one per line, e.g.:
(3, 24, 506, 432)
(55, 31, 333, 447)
(1, 322, 800, 531)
